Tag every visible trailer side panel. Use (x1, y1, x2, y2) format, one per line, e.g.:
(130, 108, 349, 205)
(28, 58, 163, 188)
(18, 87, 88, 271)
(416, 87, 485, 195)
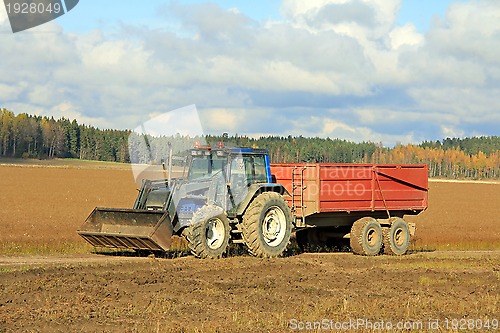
(271, 163, 428, 219)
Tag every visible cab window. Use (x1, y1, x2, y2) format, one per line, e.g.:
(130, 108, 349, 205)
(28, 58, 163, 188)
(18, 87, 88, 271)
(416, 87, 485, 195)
(253, 155, 268, 183)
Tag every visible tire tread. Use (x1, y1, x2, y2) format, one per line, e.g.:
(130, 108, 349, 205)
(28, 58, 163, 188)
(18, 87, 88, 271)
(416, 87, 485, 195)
(184, 205, 230, 259)
(241, 192, 292, 258)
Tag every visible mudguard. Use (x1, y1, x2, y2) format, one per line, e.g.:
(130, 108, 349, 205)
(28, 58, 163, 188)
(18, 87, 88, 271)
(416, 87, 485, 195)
(233, 183, 290, 217)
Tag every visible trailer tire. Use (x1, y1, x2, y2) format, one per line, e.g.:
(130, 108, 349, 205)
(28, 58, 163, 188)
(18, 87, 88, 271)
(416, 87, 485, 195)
(242, 192, 292, 258)
(383, 217, 410, 256)
(350, 217, 383, 256)
(185, 205, 231, 259)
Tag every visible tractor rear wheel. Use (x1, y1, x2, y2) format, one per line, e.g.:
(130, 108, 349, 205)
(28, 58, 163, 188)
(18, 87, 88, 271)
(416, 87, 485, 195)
(184, 205, 231, 259)
(242, 192, 292, 258)
(383, 217, 410, 255)
(350, 217, 383, 256)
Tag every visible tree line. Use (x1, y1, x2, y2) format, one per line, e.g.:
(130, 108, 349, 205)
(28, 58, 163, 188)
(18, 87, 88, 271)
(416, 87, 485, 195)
(0, 108, 130, 162)
(206, 135, 500, 179)
(1, 108, 499, 179)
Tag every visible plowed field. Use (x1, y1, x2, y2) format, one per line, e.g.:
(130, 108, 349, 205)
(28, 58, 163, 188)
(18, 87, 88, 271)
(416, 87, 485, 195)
(0, 161, 498, 332)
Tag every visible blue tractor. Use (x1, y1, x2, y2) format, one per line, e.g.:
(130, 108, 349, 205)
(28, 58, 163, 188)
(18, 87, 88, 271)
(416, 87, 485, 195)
(78, 146, 293, 258)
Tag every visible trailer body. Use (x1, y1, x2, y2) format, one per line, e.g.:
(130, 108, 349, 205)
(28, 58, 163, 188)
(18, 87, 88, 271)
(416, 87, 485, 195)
(270, 163, 428, 227)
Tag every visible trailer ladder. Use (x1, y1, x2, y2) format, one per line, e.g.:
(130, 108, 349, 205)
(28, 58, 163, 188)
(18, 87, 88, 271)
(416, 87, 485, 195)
(291, 166, 307, 221)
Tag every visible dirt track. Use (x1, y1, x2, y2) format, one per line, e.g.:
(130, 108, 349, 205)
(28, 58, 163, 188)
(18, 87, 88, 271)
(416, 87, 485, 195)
(1, 251, 498, 333)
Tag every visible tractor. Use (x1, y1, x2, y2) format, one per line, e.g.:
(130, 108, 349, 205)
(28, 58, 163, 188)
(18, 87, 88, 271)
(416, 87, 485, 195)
(78, 145, 293, 258)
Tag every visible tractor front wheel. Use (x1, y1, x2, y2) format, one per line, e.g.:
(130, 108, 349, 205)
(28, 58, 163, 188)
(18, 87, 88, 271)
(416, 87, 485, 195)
(184, 205, 231, 259)
(242, 192, 292, 258)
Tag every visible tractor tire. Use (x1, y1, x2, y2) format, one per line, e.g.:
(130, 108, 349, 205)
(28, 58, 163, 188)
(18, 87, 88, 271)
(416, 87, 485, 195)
(184, 205, 231, 259)
(383, 217, 410, 256)
(349, 217, 383, 256)
(241, 192, 292, 258)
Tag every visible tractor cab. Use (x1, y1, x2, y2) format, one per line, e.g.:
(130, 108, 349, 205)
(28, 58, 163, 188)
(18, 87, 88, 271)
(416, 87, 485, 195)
(188, 145, 272, 185)
(174, 145, 273, 219)
(187, 145, 225, 180)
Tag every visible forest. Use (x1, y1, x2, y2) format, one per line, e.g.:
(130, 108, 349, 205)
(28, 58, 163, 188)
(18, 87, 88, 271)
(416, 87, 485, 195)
(1, 108, 499, 179)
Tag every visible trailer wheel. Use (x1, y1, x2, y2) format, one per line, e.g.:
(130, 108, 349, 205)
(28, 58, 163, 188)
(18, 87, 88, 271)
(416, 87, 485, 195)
(350, 217, 383, 256)
(185, 205, 231, 259)
(242, 192, 292, 258)
(383, 217, 410, 256)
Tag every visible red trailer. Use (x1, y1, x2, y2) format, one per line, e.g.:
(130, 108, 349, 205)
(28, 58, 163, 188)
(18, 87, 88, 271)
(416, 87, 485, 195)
(271, 163, 428, 255)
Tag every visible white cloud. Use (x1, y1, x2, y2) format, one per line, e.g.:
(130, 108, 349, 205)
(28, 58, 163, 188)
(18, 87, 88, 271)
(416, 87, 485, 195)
(389, 24, 424, 49)
(286, 113, 417, 144)
(201, 108, 240, 132)
(441, 126, 464, 139)
(0, 0, 498, 146)
(321, 118, 356, 135)
(0, 83, 24, 101)
(136, 105, 204, 137)
(282, 0, 400, 39)
(0, 5, 7, 25)
(27, 84, 62, 106)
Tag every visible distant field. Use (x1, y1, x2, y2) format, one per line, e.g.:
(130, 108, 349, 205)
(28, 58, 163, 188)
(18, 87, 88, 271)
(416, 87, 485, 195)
(0, 163, 138, 254)
(406, 181, 500, 250)
(429, 178, 500, 185)
(0, 157, 133, 170)
(0, 159, 499, 254)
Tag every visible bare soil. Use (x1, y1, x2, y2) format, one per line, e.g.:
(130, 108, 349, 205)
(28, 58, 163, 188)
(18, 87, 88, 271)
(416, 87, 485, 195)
(0, 251, 499, 333)
(0, 161, 499, 332)
(407, 180, 500, 249)
(1, 162, 499, 250)
(0, 164, 137, 248)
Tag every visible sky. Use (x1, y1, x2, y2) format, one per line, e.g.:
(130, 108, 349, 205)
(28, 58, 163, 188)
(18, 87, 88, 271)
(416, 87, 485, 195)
(0, 0, 498, 146)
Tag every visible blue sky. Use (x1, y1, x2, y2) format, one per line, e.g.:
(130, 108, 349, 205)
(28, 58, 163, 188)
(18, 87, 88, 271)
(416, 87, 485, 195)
(56, 0, 283, 33)
(1, 0, 498, 146)
(397, 0, 467, 30)
(57, 0, 459, 33)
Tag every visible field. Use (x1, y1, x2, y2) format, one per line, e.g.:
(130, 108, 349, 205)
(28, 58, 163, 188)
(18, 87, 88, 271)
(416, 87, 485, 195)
(0, 161, 137, 254)
(1, 159, 498, 253)
(0, 159, 499, 332)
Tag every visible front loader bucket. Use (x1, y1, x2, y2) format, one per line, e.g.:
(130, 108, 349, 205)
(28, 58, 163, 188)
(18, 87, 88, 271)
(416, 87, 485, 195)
(77, 208, 174, 251)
